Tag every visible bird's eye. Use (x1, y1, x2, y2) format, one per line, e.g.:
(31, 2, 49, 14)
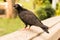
(13, 6, 15, 7)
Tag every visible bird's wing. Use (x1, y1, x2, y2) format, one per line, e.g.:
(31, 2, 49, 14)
(20, 11, 43, 26)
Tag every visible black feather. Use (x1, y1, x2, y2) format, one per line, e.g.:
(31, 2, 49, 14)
(14, 4, 49, 33)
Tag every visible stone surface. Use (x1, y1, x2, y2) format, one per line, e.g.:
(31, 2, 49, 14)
(33, 23, 60, 40)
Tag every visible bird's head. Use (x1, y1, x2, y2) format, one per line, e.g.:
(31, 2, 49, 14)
(14, 4, 23, 12)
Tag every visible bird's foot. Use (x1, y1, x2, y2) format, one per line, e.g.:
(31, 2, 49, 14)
(26, 27, 31, 30)
(22, 28, 30, 31)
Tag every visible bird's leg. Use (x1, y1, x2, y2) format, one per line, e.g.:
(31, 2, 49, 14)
(24, 25, 31, 30)
(24, 24, 28, 30)
(25, 25, 30, 30)
(25, 24, 27, 29)
(29, 26, 30, 29)
(22, 24, 27, 30)
(26, 25, 31, 30)
(29, 25, 31, 29)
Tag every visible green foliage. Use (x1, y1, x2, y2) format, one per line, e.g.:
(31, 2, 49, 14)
(36, 8, 47, 20)
(56, 3, 60, 16)
(36, 6, 55, 20)
(56, 10, 60, 16)
(33, 0, 51, 9)
(0, 0, 4, 2)
(44, 6, 55, 18)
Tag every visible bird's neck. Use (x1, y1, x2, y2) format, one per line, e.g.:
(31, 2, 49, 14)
(17, 8, 27, 13)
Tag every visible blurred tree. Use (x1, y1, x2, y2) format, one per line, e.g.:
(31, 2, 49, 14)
(56, 2, 60, 16)
(36, 6, 55, 20)
(6, 0, 15, 18)
(49, 0, 52, 4)
(33, 0, 50, 9)
(15, 0, 19, 3)
(3, 0, 6, 2)
(33, 0, 44, 9)
(52, 0, 57, 9)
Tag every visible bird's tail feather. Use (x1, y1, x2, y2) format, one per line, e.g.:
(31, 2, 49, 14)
(40, 25, 49, 33)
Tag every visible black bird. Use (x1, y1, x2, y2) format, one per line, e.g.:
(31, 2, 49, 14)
(14, 4, 49, 33)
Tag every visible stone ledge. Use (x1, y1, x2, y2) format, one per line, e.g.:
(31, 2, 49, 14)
(33, 22, 60, 40)
(0, 16, 60, 40)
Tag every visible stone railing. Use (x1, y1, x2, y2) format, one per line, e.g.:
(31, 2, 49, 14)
(0, 16, 60, 40)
